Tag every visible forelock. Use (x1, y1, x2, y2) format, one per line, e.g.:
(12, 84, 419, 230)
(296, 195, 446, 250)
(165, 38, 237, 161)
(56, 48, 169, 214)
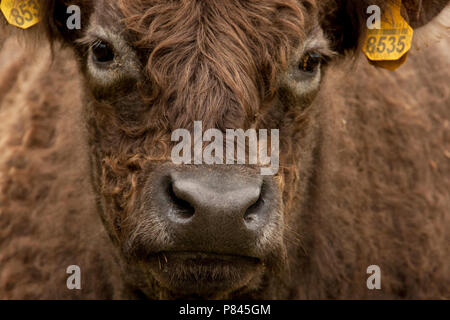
(116, 0, 316, 128)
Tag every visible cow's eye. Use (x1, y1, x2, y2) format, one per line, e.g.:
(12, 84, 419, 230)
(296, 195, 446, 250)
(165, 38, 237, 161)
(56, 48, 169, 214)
(299, 52, 322, 74)
(91, 40, 115, 65)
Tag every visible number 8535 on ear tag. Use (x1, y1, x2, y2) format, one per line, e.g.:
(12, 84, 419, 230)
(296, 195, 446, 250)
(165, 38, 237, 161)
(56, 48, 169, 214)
(363, 1, 413, 70)
(1, 0, 40, 29)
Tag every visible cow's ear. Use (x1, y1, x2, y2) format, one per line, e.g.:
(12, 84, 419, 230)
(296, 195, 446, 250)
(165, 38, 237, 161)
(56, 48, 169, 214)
(405, 0, 450, 49)
(321, 0, 450, 55)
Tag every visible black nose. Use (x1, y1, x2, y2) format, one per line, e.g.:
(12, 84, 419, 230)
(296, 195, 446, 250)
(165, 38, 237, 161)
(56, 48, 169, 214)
(153, 167, 276, 255)
(171, 174, 262, 223)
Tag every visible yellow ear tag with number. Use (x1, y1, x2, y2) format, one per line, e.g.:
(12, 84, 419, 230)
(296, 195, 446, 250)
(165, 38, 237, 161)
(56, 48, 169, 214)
(1, 0, 40, 29)
(363, 1, 414, 70)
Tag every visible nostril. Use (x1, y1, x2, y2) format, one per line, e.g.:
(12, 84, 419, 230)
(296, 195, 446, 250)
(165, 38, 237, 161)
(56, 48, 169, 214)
(167, 180, 195, 220)
(244, 182, 265, 225)
(244, 197, 264, 223)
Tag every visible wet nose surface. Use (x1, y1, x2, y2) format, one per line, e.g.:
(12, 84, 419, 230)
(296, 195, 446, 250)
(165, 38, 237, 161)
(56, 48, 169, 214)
(150, 166, 277, 256)
(170, 172, 262, 223)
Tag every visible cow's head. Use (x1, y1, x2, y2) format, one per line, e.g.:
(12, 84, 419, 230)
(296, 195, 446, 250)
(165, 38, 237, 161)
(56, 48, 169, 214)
(18, 0, 449, 298)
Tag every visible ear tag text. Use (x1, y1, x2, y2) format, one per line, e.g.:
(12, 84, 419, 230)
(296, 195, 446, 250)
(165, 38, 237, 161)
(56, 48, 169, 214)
(1, 0, 40, 29)
(363, 1, 414, 70)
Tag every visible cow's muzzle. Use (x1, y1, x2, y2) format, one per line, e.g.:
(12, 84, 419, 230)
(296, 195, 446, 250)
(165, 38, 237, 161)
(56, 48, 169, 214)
(131, 164, 283, 297)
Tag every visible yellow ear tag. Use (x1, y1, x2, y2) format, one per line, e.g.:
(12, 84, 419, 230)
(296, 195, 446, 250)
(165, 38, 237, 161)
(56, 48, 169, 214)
(1, 0, 40, 29)
(362, 0, 413, 70)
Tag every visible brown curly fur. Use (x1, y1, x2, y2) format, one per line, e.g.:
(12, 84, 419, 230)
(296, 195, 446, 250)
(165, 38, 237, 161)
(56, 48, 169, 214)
(0, 0, 449, 299)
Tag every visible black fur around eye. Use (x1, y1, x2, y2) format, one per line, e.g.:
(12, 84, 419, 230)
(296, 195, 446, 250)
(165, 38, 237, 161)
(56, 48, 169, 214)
(91, 41, 115, 64)
(299, 52, 322, 74)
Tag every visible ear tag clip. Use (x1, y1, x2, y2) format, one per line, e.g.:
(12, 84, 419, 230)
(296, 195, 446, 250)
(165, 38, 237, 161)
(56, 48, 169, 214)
(363, 0, 414, 70)
(1, 0, 40, 29)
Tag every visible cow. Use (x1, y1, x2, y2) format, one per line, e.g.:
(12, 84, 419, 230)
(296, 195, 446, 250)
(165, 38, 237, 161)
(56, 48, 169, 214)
(0, 0, 449, 299)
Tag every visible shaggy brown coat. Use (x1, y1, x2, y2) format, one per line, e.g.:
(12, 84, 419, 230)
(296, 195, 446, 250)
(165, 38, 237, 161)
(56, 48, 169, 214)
(0, 0, 449, 299)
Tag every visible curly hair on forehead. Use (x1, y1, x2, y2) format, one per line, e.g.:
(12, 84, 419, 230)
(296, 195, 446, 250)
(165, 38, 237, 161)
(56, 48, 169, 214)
(116, 0, 316, 126)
